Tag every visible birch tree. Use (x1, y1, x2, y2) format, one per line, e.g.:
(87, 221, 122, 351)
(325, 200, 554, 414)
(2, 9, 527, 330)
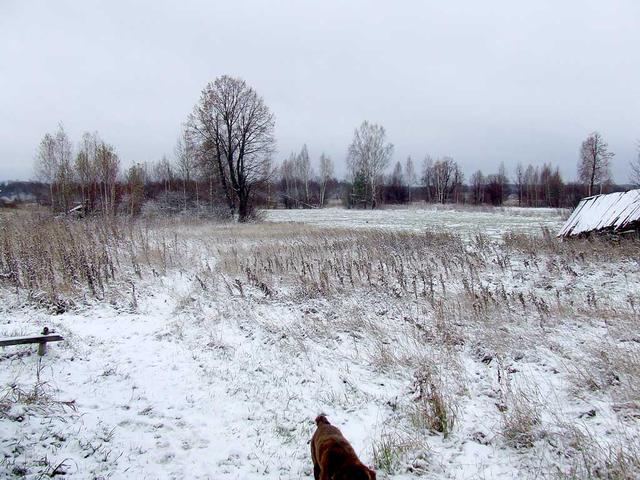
(175, 132, 199, 210)
(54, 126, 74, 213)
(280, 154, 298, 208)
(318, 153, 334, 207)
(35, 133, 57, 211)
(578, 132, 614, 196)
(34, 124, 73, 212)
(347, 121, 393, 208)
(76, 132, 99, 210)
(96, 142, 120, 216)
(297, 145, 312, 205)
(426, 157, 462, 204)
(404, 156, 416, 203)
(422, 155, 434, 203)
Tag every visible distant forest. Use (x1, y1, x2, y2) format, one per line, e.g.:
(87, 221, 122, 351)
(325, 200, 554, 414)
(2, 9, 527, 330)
(5, 76, 637, 218)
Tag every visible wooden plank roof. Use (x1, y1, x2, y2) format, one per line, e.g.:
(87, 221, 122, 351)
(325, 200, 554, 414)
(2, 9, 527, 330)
(558, 189, 640, 237)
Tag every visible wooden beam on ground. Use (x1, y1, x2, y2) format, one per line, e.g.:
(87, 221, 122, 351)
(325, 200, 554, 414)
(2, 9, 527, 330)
(0, 334, 64, 347)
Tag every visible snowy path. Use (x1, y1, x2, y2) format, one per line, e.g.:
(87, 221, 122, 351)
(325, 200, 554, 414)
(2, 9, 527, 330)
(62, 301, 227, 478)
(1, 277, 387, 479)
(1, 287, 246, 478)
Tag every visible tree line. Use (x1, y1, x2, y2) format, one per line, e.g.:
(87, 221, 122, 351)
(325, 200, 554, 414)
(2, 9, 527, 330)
(30, 76, 639, 218)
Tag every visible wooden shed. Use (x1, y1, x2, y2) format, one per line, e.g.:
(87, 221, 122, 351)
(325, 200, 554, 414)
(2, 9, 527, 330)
(558, 189, 640, 237)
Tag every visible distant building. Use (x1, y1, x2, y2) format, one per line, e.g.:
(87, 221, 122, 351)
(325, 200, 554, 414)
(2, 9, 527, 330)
(558, 189, 640, 237)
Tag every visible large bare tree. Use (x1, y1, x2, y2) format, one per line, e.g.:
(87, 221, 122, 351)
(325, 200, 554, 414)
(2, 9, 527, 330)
(578, 131, 613, 196)
(347, 121, 393, 208)
(187, 75, 275, 221)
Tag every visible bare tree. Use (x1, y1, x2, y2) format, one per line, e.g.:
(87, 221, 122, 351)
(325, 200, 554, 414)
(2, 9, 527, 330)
(579, 131, 614, 196)
(190, 138, 221, 212)
(96, 141, 120, 216)
(318, 153, 334, 207)
(523, 164, 539, 207)
(515, 163, 524, 206)
(290, 152, 302, 205)
(187, 75, 276, 221)
(279, 154, 298, 208)
(630, 141, 640, 187)
(35, 133, 57, 211)
(260, 154, 277, 207)
(386, 160, 407, 203)
(34, 124, 74, 212)
(153, 156, 174, 196)
(497, 162, 508, 204)
(422, 155, 434, 203)
(347, 121, 393, 208)
(51, 125, 74, 213)
(297, 145, 313, 205)
(126, 163, 146, 216)
(174, 131, 199, 210)
(427, 156, 462, 204)
(540, 163, 564, 207)
(76, 132, 99, 210)
(470, 169, 485, 204)
(404, 156, 416, 203)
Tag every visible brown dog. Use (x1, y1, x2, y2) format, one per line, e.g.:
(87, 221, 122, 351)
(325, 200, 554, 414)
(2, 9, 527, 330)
(311, 415, 376, 480)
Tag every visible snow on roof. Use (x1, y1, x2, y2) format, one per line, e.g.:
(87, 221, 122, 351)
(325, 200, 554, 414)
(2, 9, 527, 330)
(558, 189, 640, 237)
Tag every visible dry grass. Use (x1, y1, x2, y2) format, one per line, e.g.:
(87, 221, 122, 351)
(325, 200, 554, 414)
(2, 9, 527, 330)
(0, 360, 76, 420)
(407, 368, 457, 438)
(0, 214, 186, 308)
(2, 212, 639, 476)
(499, 388, 542, 449)
(372, 430, 427, 475)
(553, 424, 640, 479)
(209, 222, 639, 474)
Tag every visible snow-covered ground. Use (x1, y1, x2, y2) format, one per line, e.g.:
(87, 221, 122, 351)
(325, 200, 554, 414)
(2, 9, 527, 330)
(264, 206, 568, 239)
(1, 210, 639, 479)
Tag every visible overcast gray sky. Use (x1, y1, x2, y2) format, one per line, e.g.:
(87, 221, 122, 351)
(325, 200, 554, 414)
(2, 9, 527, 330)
(1, 0, 638, 182)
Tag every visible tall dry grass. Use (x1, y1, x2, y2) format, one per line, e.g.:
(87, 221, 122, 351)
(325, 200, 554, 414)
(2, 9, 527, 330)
(1, 212, 639, 477)
(0, 214, 187, 308)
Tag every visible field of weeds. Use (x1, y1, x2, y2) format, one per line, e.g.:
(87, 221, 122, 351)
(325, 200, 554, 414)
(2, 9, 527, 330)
(1, 211, 639, 479)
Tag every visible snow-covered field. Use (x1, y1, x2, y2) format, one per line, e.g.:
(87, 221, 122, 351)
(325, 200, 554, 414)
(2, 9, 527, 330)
(1, 210, 639, 479)
(264, 206, 568, 238)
